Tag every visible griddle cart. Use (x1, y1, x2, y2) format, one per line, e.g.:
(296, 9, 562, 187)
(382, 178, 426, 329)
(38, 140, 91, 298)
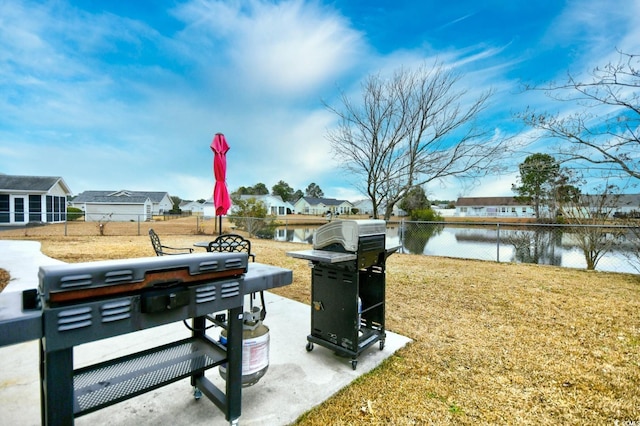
(22, 253, 294, 425)
(288, 219, 397, 370)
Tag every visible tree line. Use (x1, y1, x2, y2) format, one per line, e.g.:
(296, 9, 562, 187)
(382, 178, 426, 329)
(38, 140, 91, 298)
(233, 181, 324, 203)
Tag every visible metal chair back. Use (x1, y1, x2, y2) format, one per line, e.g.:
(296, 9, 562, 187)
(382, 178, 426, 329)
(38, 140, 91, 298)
(148, 228, 193, 256)
(210, 234, 264, 319)
(208, 234, 255, 261)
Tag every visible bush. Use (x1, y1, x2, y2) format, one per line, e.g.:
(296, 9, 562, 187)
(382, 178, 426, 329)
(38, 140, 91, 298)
(67, 207, 85, 221)
(410, 208, 443, 221)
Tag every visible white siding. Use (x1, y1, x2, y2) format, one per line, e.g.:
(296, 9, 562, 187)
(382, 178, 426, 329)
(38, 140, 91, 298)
(83, 203, 149, 222)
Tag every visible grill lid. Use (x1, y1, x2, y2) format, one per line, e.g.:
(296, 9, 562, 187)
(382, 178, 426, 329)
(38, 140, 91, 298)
(39, 252, 248, 304)
(313, 219, 386, 252)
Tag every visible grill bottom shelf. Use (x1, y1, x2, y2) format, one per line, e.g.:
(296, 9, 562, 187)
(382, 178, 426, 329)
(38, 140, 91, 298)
(72, 336, 225, 417)
(307, 327, 386, 370)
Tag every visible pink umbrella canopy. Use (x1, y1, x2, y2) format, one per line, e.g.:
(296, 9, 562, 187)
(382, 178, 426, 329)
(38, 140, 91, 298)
(210, 133, 231, 216)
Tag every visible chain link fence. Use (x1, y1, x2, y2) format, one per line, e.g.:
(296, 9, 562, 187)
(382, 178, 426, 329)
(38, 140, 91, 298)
(2, 213, 639, 274)
(387, 220, 640, 275)
(0, 213, 328, 238)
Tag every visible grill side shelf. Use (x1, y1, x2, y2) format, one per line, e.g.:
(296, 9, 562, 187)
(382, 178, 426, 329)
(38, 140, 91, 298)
(72, 336, 226, 417)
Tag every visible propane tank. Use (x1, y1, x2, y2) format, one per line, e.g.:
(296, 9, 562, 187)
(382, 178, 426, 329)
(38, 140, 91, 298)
(219, 306, 270, 387)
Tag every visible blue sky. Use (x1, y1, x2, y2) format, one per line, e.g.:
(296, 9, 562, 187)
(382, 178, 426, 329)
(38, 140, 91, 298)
(1, 0, 639, 202)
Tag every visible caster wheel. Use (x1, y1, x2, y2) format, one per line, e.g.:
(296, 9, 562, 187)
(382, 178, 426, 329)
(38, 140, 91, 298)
(193, 387, 202, 400)
(351, 359, 358, 370)
(379, 340, 385, 350)
(306, 342, 314, 352)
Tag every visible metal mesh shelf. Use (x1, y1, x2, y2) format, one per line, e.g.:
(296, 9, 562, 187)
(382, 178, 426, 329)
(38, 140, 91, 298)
(73, 336, 225, 416)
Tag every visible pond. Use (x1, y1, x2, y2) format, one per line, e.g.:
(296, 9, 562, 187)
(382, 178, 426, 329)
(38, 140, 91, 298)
(272, 223, 639, 274)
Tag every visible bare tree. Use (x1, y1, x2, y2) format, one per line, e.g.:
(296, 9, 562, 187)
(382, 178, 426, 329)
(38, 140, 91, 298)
(557, 184, 625, 270)
(519, 50, 640, 182)
(325, 63, 510, 220)
(621, 220, 640, 273)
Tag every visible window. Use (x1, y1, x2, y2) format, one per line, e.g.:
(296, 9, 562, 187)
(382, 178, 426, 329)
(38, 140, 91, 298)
(0, 195, 9, 223)
(14, 198, 24, 222)
(46, 196, 53, 222)
(29, 195, 42, 222)
(54, 196, 60, 221)
(45, 195, 65, 222)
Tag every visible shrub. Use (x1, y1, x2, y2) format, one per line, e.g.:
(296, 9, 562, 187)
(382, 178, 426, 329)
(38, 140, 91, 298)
(410, 208, 443, 222)
(67, 207, 85, 221)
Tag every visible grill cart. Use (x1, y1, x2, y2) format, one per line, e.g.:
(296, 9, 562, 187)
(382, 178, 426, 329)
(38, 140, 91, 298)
(287, 219, 398, 370)
(1, 252, 292, 425)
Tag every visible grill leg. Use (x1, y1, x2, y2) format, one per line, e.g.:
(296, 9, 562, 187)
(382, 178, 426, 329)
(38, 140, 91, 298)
(41, 341, 74, 425)
(225, 305, 243, 422)
(190, 316, 206, 399)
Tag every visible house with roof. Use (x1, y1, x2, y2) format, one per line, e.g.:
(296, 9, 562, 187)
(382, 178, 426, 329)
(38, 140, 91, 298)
(455, 196, 536, 218)
(351, 199, 407, 217)
(248, 195, 295, 216)
(203, 195, 294, 218)
(70, 190, 173, 222)
(0, 174, 72, 226)
(180, 200, 205, 215)
(294, 197, 353, 216)
(610, 194, 640, 218)
(561, 193, 640, 219)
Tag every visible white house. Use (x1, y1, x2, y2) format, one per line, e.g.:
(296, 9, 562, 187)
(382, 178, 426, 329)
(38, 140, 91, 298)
(180, 200, 205, 215)
(234, 195, 294, 216)
(203, 195, 295, 218)
(70, 190, 173, 222)
(351, 199, 407, 217)
(455, 197, 536, 218)
(611, 194, 640, 218)
(0, 174, 72, 226)
(294, 197, 353, 216)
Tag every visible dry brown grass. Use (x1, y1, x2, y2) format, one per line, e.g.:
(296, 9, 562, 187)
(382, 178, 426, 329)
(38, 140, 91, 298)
(1, 219, 639, 425)
(0, 269, 9, 292)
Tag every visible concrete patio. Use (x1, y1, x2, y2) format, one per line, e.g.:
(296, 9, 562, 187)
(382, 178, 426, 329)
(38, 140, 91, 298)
(0, 240, 411, 425)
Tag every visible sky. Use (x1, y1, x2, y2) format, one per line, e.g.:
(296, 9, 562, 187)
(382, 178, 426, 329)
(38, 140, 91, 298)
(1, 0, 639, 202)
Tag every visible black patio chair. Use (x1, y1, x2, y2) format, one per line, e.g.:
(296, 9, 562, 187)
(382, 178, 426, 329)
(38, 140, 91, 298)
(208, 234, 264, 319)
(207, 233, 256, 261)
(148, 228, 193, 256)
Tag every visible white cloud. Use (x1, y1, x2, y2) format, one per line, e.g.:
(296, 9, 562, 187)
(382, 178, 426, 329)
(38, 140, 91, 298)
(172, 0, 365, 97)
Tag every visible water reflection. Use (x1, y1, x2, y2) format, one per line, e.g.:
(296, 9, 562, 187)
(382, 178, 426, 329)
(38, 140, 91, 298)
(507, 228, 563, 266)
(273, 223, 637, 274)
(273, 226, 314, 244)
(398, 222, 444, 255)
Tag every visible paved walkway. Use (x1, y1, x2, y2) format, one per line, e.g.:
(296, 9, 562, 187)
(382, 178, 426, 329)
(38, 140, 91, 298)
(0, 240, 411, 425)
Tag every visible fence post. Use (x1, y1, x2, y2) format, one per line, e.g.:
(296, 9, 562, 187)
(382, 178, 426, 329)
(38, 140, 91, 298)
(138, 215, 141, 236)
(496, 223, 500, 262)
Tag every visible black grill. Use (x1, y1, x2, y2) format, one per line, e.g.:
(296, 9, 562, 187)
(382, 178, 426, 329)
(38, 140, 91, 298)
(288, 219, 396, 370)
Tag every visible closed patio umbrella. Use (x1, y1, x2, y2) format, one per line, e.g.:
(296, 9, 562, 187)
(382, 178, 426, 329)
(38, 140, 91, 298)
(211, 133, 231, 235)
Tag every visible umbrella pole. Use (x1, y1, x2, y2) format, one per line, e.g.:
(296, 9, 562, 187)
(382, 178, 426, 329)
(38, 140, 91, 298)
(218, 215, 223, 236)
